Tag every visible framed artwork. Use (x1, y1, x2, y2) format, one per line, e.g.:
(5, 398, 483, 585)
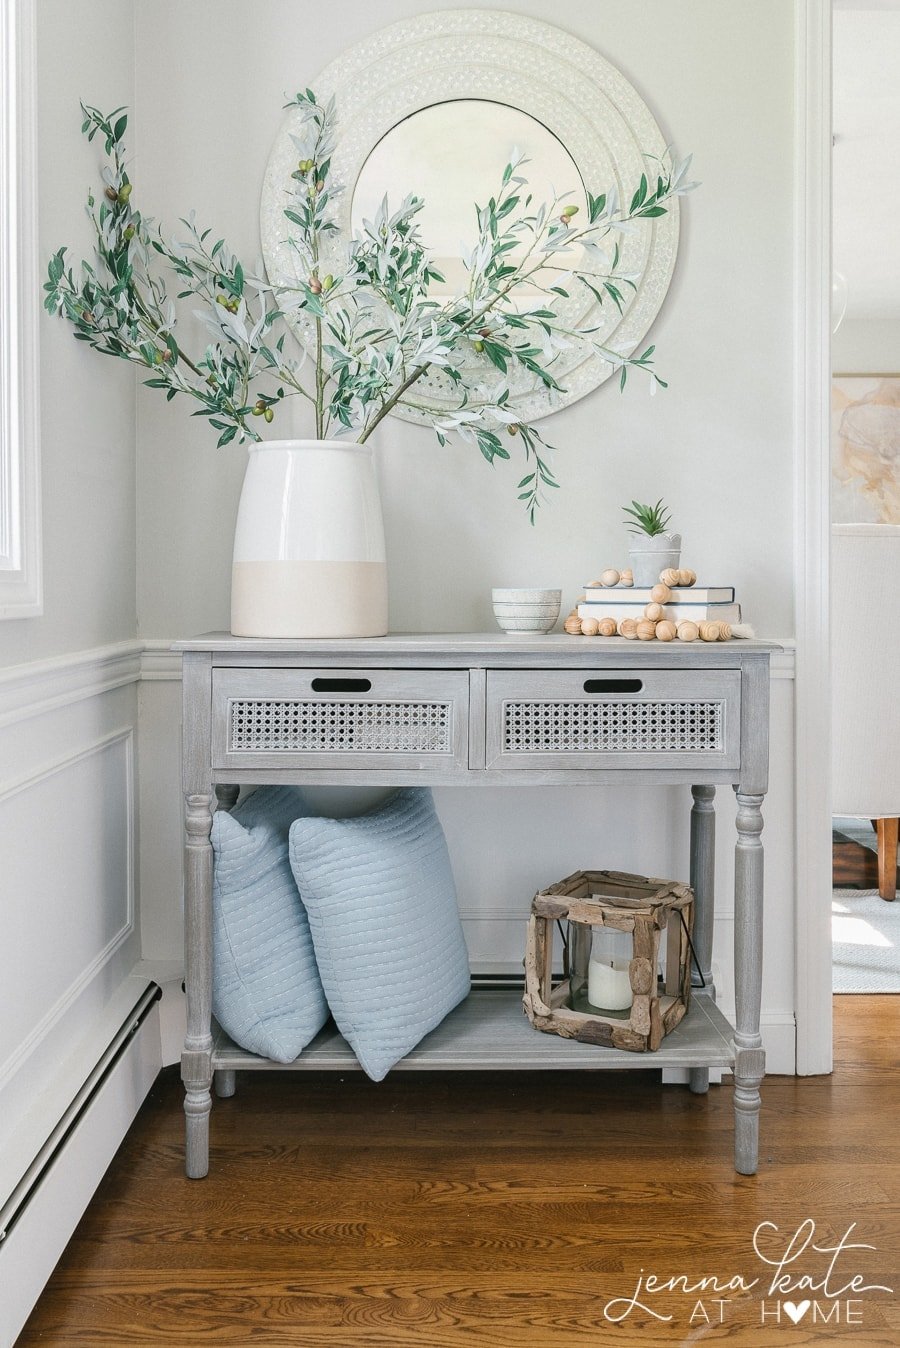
(832, 375, 900, 523)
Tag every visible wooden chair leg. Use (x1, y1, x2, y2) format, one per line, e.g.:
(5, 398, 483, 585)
(875, 817, 899, 901)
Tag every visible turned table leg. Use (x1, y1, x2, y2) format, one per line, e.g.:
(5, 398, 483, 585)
(689, 785, 716, 1095)
(876, 817, 898, 901)
(732, 790, 766, 1175)
(215, 1070, 236, 1098)
(182, 790, 214, 1178)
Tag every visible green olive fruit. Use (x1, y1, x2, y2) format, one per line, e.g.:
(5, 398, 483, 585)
(322, 274, 334, 291)
(117, 183, 133, 204)
(263, 407, 274, 423)
(562, 204, 578, 218)
(473, 339, 485, 353)
(507, 423, 520, 436)
(216, 295, 229, 307)
(251, 405, 264, 416)
(123, 225, 135, 241)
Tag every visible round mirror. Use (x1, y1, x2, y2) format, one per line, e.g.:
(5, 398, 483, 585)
(261, 10, 680, 424)
(351, 100, 588, 303)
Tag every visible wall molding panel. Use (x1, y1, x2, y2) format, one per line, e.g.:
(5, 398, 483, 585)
(0, 640, 142, 729)
(0, 728, 135, 1092)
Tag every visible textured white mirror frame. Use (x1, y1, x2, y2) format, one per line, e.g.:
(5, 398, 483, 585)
(261, 9, 680, 427)
(0, 0, 41, 618)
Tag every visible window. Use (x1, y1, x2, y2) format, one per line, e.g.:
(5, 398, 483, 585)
(0, 0, 41, 618)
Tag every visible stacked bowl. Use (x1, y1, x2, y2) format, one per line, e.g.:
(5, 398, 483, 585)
(491, 588, 562, 635)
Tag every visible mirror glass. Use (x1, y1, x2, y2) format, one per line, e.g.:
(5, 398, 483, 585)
(351, 101, 588, 301)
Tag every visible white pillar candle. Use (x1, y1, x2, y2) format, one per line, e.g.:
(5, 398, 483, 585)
(588, 957, 632, 1011)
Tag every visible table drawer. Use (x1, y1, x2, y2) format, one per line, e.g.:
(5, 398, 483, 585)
(485, 669, 741, 770)
(212, 668, 469, 771)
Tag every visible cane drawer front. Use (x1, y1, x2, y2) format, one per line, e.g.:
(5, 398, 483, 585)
(485, 669, 741, 770)
(211, 668, 469, 771)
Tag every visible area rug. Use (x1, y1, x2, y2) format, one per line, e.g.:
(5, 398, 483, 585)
(832, 889, 900, 993)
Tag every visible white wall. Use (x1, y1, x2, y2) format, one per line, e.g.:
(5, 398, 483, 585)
(0, 0, 148, 1269)
(2, 0, 137, 668)
(832, 317, 900, 375)
(134, 0, 796, 640)
(133, 0, 800, 1070)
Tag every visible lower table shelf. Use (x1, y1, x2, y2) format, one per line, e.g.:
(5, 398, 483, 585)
(212, 989, 735, 1073)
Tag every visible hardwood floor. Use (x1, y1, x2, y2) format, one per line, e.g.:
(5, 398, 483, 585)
(16, 998, 900, 1347)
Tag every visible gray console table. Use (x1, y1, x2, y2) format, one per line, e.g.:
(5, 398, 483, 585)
(176, 633, 776, 1178)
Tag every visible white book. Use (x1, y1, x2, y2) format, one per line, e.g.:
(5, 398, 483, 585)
(577, 600, 742, 624)
(582, 584, 735, 604)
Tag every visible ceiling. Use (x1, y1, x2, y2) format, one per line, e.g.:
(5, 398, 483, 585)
(833, 3, 900, 319)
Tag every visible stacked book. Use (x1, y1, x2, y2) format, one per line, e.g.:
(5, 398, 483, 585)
(577, 584, 740, 626)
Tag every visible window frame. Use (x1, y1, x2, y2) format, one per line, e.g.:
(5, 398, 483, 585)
(0, 0, 41, 619)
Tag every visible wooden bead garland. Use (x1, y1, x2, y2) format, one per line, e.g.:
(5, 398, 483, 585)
(567, 560, 736, 643)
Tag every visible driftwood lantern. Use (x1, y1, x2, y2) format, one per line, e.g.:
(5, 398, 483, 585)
(523, 870, 695, 1052)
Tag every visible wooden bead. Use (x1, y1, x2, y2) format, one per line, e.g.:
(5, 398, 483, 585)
(564, 616, 583, 635)
(619, 569, 634, 587)
(644, 602, 665, 621)
(580, 616, 600, 636)
(618, 617, 638, 639)
(680, 569, 697, 586)
(676, 620, 699, 642)
(636, 619, 657, 641)
(655, 620, 677, 641)
(659, 568, 680, 587)
(719, 622, 733, 641)
(650, 583, 671, 604)
(699, 621, 722, 642)
(600, 568, 620, 587)
(598, 617, 618, 637)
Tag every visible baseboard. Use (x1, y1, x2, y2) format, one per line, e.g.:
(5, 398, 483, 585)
(0, 985, 162, 1347)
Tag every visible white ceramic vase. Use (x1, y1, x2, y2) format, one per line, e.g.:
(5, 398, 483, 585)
(230, 439, 388, 638)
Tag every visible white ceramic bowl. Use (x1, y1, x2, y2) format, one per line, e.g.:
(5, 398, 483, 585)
(491, 588, 562, 635)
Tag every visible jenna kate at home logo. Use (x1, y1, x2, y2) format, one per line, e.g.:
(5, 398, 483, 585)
(602, 1220, 893, 1329)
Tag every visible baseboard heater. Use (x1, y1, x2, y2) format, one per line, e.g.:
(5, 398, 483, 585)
(0, 983, 162, 1346)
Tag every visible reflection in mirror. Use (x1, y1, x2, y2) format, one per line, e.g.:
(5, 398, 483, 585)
(351, 100, 588, 301)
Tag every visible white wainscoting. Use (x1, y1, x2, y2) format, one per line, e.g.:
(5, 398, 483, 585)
(0, 641, 151, 1225)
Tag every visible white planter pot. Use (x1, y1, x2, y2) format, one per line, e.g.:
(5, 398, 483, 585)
(230, 439, 388, 638)
(627, 532, 682, 587)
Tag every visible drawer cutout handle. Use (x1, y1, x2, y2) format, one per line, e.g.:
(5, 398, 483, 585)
(311, 677, 372, 694)
(583, 678, 643, 694)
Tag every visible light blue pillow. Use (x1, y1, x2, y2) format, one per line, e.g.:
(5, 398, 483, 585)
(288, 789, 470, 1081)
(211, 786, 328, 1062)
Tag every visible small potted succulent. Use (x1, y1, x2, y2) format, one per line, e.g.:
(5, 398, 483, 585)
(622, 498, 681, 585)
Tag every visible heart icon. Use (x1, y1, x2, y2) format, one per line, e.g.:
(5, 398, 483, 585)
(783, 1300, 811, 1324)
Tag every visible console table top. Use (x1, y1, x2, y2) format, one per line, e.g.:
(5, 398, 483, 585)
(174, 631, 782, 658)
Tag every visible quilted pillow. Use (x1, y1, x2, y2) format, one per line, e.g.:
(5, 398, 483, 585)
(211, 786, 328, 1062)
(288, 788, 470, 1081)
